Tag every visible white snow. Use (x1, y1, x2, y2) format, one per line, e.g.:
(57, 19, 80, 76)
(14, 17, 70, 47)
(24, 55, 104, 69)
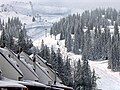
(89, 60, 120, 90)
(20, 58, 38, 77)
(22, 80, 48, 87)
(0, 11, 32, 25)
(36, 62, 50, 76)
(0, 48, 23, 75)
(3, 77, 47, 88)
(0, 1, 120, 90)
(54, 82, 73, 90)
(33, 33, 120, 90)
(0, 81, 26, 88)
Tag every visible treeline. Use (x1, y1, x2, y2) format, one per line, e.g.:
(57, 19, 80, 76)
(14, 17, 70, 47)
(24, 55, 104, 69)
(74, 54, 96, 90)
(0, 17, 33, 54)
(50, 8, 120, 71)
(36, 40, 73, 87)
(36, 40, 97, 90)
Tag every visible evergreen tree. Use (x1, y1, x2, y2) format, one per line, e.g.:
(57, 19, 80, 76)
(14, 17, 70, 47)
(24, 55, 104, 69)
(50, 46, 58, 70)
(73, 23, 80, 54)
(39, 42, 50, 62)
(18, 28, 26, 52)
(0, 28, 6, 48)
(111, 35, 120, 71)
(66, 31, 72, 52)
(102, 27, 111, 59)
(114, 21, 119, 36)
(56, 48, 65, 84)
(64, 57, 73, 86)
(81, 53, 92, 90)
(7, 33, 14, 49)
(83, 28, 92, 59)
(32, 17, 35, 22)
(91, 69, 97, 90)
(74, 59, 82, 90)
(93, 26, 102, 60)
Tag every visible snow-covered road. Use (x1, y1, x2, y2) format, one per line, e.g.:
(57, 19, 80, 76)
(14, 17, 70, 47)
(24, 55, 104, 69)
(89, 60, 120, 90)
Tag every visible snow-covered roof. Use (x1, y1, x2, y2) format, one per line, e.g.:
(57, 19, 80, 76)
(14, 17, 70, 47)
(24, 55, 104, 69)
(0, 47, 23, 76)
(0, 80, 26, 88)
(36, 62, 50, 76)
(3, 77, 48, 88)
(36, 54, 47, 63)
(35, 54, 62, 83)
(52, 83, 73, 90)
(20, 58, 39, 78)
(10, 80, 48, 88)
(23, 80, 49, 87)
(36, 62, 53, 81)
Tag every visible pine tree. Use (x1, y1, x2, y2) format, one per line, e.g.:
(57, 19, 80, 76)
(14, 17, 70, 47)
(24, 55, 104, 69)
(18, 28, 26, 52)
(7, 33, 14, 49)
(91, 69, 97, 90)
(73, 23, 80, 54)
(107, 36, 112, 69)
(64, 56, 73, 86)
(102, 27, 111, 59)
(39, 42, 50, 62)
(32, 17, 35, 22)
(66, 31, 72, 52)
(56, 48, 65, 83)
(50, 46, 58, 70)
(0, 28, 6, 48)
(114, 21, 119, 36)
(81, 53, 92, 90)
(74, 59, 82, 90)
(111, 35, 120, 71)
(93, 26, 102, 60)
(83, 28, 92, 59)
(43, 45, 50, 62)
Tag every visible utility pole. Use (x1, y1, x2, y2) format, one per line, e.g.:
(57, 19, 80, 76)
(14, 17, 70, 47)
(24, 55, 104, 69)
(29, 1, 34, 17)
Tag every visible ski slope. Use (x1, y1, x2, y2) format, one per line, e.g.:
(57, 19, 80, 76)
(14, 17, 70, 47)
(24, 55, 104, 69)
(33, 34, 120, 90)
(89, 60, 120, 90)
(0, 1, 120, 90)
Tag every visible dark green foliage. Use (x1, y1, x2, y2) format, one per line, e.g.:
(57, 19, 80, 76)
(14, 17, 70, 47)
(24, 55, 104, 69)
(74, 59, 82, 90)
(32, 17, 35, 22)
(64, 57, 73, 87)
(56, 48, 64, 81)
(39, 40, 50, 63)
(50, 46, 58, 70)
(50, 7, 120, 72)
(0, 17, 33, 54)
(75, 54, 97, 90)
(0, 28, 6, 48)
(66, 31, 72, 52)
(73, 24, 80, 54)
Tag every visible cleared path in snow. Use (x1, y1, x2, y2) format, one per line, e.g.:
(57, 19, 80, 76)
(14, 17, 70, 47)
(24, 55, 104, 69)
(89, 60, 120, 90)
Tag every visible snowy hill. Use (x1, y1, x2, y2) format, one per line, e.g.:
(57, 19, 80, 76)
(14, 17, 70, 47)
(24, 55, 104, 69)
(0, 1, 71, 16)
(33, 34, 120, 90)
(89, 60, 120, 90)
(1, 1, 120, 90)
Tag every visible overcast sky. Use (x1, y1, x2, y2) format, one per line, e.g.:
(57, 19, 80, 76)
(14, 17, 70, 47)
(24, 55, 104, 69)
(0, 0, 120, 10)
(0, 0, 120, 3)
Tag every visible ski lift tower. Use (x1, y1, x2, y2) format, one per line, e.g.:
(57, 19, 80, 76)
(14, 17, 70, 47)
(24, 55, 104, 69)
(29, 1, 34, 16)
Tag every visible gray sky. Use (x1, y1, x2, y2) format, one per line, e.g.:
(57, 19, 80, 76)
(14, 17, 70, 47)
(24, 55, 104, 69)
(0, 0, 120, 10)
(0, 0, 120, 3)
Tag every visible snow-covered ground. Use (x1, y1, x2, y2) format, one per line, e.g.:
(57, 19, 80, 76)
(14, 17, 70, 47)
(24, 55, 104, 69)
(89, 60, 120, 90)
(1, 1, 120, 90)
(33, 33, 120, 90)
